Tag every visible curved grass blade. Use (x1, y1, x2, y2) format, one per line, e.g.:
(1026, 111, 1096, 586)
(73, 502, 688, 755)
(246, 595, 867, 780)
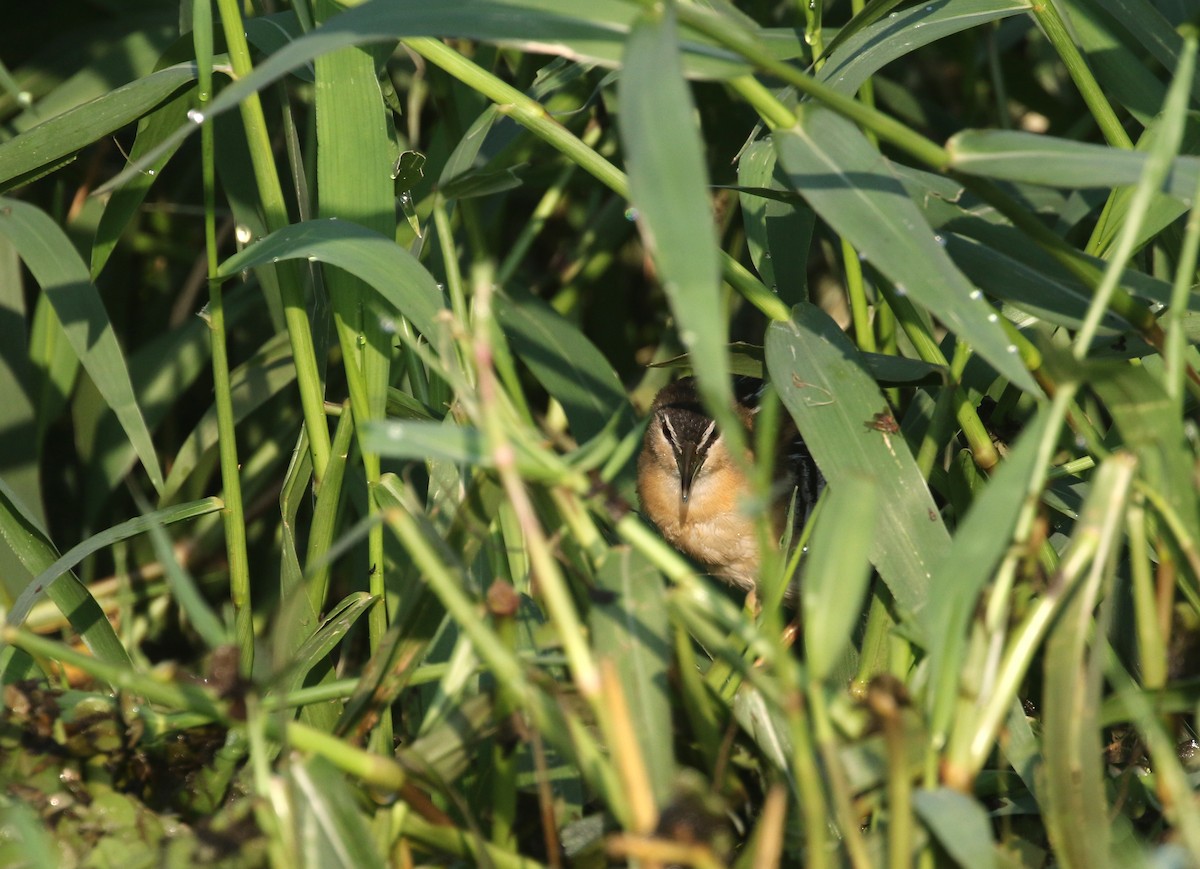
(775, 107, 1036, 394)
(91, 88, 194, 278)
(2, 497, 222, 678)
(818, 0, 1029, 97)
(766, 304, 948, 622)
(619, 5, 737, 442)
(0, 64, 196, 192)
(737, 139, 814, 307)
(946, 129, 1200, 197)
(0, 198, 165, 491)
(217, 219, 444, 339)
(495, 292, 633, 444)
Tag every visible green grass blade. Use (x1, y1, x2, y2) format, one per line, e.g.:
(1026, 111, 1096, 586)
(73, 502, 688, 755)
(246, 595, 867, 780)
(802, 474, 877, 683)
(160, 332, 296, 502)
(946, 129, 1200, 196)
(817, 0, 1029, 97)
(775, 108, 1036, 394)
(766, 304, 948, 622)
(0, 198, 165, 491)
(619, 4, 737, 444)
(90, 89, 193, 278)
(217, 219, 444, 338)
(0, 64, 195, 192)
(0, 234, 41, 529)
(494, 293, 633, 444)
(590, 545, 675, 806)
(737, 139, 814, 308)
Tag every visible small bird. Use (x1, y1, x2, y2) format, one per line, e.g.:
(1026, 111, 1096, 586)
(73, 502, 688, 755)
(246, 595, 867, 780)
(637, 376, 824, 595)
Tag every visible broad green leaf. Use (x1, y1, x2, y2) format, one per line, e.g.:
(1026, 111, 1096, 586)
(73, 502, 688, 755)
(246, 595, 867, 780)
(802, 474, 877, 682)
(495, 292, 633, 444)
(817, 0, 1030, 97)
(766, 305, 948, 621)
(590, 546, 675, 806)
(217, 219, 445, 339)
(946, 129, 1200, 198)
(314, 10, 396, 431)
(775, 107, 1036, 394)
(914, 788, 997, 869)
(620, 6, 737, 443)
(0, 198, 164, 491)
(0, 64, 196, 192)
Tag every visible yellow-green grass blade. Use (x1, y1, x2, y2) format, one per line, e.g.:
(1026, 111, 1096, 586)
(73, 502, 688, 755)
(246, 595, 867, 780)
(590, 546, 675, 807)
(0, 198, 165, 491)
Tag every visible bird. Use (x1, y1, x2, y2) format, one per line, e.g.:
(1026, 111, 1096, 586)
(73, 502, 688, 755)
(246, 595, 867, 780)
(636, 376, 824, 596)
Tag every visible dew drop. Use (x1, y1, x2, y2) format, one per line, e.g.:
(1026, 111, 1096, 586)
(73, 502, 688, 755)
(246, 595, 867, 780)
(624, 207, 639, 221)
(307, 255, 318, 262)
(987, 313, 999, 322)
(894, 283, 908, 297)
(380, 316, 397, 334)
(146, 169, 156, 176)
(933, 233, 946, 246)
(17, 91, 32, 107)
(235, 224, 253, 245)
(187, 109, 205, 124)
(1007, 344, 1018, 353)
(969, 289, 983, 300)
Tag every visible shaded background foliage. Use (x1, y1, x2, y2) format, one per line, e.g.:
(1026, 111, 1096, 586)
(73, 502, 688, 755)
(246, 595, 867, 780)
(1, 0, 1200, 867)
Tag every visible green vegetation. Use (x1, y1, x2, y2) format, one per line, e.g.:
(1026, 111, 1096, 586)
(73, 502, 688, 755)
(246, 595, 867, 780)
(2, 0, 1200, 865)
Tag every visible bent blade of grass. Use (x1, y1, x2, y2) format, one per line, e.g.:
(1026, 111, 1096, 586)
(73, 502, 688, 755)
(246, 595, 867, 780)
(161, 332, 296, 502)
(495, 293, 633, 444)
(775, 107, 1036, 394)
(817, 0, 1030, 98)
(0, 198, 165, 491)
(0, 64, 196, 192)
(766, 304, 948, 624)
(3, 497, 222, 676)
(619, 5, 738, 451)
(737, 139, 814, 308)
(217, 219, 444, 339)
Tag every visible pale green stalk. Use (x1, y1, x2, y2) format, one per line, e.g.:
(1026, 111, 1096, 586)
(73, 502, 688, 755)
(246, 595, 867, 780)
(195, 0, 252, 674)
(214, 0, 330, 480)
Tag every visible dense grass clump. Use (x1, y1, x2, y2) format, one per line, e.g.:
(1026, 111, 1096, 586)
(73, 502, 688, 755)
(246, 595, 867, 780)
(2, 0, 1200, 866)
